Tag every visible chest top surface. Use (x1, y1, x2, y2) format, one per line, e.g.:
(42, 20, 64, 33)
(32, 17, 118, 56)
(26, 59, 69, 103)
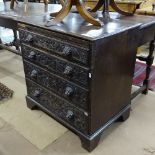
(1, 2, 155, 40)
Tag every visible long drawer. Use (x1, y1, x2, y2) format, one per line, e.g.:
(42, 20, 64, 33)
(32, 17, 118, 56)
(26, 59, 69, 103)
(19, 29, 90, 66)
(24, 60, 89, 111)
(26, 79, 89, 134)
(21, 44, 89, 88)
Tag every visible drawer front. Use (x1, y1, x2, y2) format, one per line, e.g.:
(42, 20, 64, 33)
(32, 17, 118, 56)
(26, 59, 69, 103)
(24, 61, 89, 111)
(19, 29, 89, 65)
(26, 79, 89, 134)
(22, 44, 89, 88)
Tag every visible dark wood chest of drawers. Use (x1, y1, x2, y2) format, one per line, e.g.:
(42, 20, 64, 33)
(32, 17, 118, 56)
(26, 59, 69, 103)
(18, 15, 141, 151)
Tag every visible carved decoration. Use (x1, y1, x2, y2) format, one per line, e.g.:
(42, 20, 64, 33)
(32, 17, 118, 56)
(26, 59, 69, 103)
(19, 29, 89, 65)
(26, 79, 88, 134)
(24, 61, 89, 110)
(22, 44, 89, 87)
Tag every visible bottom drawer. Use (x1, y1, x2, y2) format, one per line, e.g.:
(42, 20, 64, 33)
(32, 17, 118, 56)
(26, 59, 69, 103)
(26, 79, 89, 134)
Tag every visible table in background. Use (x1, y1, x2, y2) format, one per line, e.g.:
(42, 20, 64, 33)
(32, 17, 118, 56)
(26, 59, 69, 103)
(0, 2, 61, 54)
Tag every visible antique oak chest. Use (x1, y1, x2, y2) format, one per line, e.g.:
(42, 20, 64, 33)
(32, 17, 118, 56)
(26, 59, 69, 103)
(18, 13, 141, 151)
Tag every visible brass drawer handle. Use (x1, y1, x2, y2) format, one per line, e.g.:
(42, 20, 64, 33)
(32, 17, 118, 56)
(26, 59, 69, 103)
(30, 70, 38, 78)
(33, 90, 41, 98)
(28, 51, 36, 60)
(25, 34, 34, 44)
(63, 66, 73, 76)
(66, 110, 74, 121)
(64, 86, 74, 97)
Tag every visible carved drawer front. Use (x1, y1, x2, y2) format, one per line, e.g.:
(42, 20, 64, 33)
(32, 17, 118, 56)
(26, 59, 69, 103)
(26, 79, 89, 134)
(24, 61, 89, 111)
(19, 29, 89, 66)
(22, 44, 89, 88)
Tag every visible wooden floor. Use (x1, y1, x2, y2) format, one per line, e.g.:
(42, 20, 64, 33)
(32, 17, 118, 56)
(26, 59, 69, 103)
(0, 49, 155, 155)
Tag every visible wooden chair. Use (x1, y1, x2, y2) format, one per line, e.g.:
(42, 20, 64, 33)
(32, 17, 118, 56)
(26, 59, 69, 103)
(84, 0, 143, 13)
(136, 0, 155, 15)
(134, 0, 155, 95)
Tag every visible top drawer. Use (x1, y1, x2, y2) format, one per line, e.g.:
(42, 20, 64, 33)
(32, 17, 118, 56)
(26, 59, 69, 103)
(19, 29, 90, 66)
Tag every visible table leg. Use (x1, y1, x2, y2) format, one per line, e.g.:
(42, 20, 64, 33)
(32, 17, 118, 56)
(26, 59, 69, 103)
(76, 0, 102, 26)
(10, 0, 15, 9)
(110, 0, 134, 15)
(5, 30, 20, 50)
(46, 0, 72, 26)
(0, 38, 3, 50)
(90, 0, 134, 15)
(43, 0, 48, 5)
(142, 39, 155, 94)
(90, 0, 104, 12)
(13, 29, 20, 50)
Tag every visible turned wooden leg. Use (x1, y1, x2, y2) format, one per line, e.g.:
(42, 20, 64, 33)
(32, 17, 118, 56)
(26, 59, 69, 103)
(46, 0, 72, 27)
(110, 0, 134, 16)
(102, 0, 110, 21)
(142, 40, 155, 94)
(90, 0, 104, 12)
(59, 0, 65, 5)
(10, 0, 14, 9)
(43, 0, 48, 5)
(0, 38, 3, 50)
(10, 0, 18, 9)
(50, 11, 61, 17)
(75, 0, 102, 26)
(13, 30, 20, 50)
(80, 134, 101, 152)
(117, 107, 131, 122)
(50, 0, 66, 17)
(26, 96, 38, 110)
